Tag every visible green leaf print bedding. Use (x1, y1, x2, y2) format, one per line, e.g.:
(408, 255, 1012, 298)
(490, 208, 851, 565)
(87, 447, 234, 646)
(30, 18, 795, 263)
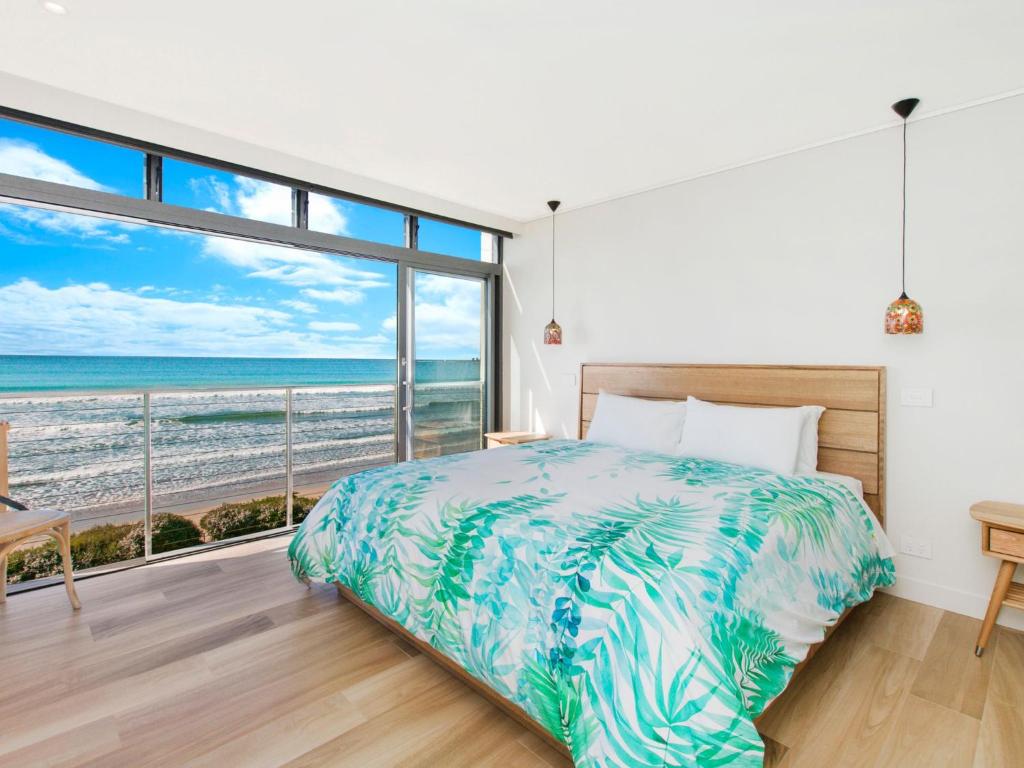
(289, 439, 895, 767)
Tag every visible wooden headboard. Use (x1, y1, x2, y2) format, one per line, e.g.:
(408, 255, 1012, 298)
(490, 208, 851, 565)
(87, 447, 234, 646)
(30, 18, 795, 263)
(579, 363, 886, 524)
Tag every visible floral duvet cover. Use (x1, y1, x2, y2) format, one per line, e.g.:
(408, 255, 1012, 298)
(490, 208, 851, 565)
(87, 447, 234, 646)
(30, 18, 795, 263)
(290, 439, 894, 767)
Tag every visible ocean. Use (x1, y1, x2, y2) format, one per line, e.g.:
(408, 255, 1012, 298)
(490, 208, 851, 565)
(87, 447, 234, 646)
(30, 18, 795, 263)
(0, 355, 478, 392)
(0, 356, 484, 529)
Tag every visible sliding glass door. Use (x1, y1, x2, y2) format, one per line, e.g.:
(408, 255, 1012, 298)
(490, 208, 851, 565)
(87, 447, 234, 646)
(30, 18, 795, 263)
(408, 271, 487, 459)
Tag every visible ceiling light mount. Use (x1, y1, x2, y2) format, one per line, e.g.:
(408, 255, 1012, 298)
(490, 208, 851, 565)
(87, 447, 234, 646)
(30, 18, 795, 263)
(891, 98, 920, 120)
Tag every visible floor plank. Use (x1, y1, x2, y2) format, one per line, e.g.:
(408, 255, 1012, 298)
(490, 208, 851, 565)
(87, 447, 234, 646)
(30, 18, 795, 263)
(517, 730, 575, 767)
(761, 734, 789, 768)
(757, 601, 877, 746)
(186, 691, 367, 768)
(856, 591, 945, 660)
(876, 694, 980, 767)
(911, 611, 993, 719)
(781, 642, 920, 768)
(973, 627, 1024, 767)
(2, 536, 1020, 767)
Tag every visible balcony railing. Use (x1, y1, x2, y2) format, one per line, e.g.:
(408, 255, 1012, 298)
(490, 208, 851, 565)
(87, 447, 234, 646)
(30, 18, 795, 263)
(1, 381, 483, 590)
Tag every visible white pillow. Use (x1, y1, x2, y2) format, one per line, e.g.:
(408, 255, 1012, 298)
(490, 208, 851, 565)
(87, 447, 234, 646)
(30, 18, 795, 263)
(795, 405, 826, 475)
(678, 396, 804, 474)
(586, 392, 687, 455)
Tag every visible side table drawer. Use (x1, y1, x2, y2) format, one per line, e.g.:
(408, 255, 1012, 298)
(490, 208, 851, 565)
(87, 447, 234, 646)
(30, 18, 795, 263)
(990, 527, 1024, 559)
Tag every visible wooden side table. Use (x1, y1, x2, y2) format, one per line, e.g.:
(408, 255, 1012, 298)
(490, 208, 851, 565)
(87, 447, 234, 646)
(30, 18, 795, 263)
(970, 500, 1024, 656)
(484, 431, 551, 449)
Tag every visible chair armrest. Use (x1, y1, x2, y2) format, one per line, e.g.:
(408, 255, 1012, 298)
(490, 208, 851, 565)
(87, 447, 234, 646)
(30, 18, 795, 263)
(0, 494, 29, 511)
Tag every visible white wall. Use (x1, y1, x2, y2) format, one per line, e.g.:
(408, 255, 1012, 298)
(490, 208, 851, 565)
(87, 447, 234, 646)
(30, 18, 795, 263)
(503, 94, 1024, 629)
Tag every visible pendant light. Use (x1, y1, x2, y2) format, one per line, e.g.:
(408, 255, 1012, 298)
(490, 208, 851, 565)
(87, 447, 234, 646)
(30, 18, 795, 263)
(543, 200, 563, 345)
(885, 97, 923, 335)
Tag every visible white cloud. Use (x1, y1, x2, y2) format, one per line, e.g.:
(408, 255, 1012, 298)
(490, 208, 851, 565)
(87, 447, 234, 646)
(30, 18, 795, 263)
(0, 138, 131, 249)
(372, 278, 481, 357)
(0, 138, 141, 247)
(307, 192, 349, 236)
(281, 299, 317, 314)
(191, 175, 386, 299)
(0, 220, 37, 245)
(189, 176, 232, 211)
(200, 237, 389, 302)
(308, 321, 360, 332)
(231, 177, 292, 227)
(301, 286, 366, 304)
(192, 174, 350, 237)
(0, 203, 134, 245)
(0, 139, 108, 191)
(353, 334, 390, 345)
(413, 274, 483, 358)
(0, 279, 393, 358)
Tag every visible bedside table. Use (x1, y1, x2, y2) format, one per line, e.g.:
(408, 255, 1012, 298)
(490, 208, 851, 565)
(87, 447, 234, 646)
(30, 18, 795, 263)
(484, 431, 551, 449)
(970, 500, 1024, 656)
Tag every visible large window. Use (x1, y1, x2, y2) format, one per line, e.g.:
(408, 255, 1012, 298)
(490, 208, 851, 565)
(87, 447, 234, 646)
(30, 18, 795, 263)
(0, 111, 502, 591)
(0, 116, 142, 196)
(0, 203, 400, 578)
(309, 192, 405, 246)
(419, 218, 497, 262)
(161, 159, 294, 225)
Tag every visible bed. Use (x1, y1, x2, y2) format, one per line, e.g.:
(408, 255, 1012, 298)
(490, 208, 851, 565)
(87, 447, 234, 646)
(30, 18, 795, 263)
(289, 363, 894, 767)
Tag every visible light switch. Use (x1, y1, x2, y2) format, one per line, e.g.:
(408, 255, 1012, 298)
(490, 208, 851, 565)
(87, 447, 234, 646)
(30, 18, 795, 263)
(900, 387, 933, 407)
(562, 373, 577, 387)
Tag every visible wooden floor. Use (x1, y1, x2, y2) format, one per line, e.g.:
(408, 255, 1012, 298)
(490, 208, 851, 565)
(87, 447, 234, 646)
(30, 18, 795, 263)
(1, 538, 1020, 767)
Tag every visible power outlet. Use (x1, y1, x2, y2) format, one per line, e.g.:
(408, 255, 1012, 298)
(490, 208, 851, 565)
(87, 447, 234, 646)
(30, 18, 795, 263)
(899, 535, 933, 559)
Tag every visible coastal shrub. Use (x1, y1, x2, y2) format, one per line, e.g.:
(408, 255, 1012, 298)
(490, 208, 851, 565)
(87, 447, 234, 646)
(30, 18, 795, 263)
(73, 523, 136, 567)
(118, 513, 203, 557)
(5, 522, 133, 583)
(5, 494, 319, 584)
(200, 494, 319, 541)
(5, 543, 62, 583)
(292, 494, 319, 525)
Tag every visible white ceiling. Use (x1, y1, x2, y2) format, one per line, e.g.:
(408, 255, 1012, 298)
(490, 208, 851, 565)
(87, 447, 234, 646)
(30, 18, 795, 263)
(0, 1, 1022, 223)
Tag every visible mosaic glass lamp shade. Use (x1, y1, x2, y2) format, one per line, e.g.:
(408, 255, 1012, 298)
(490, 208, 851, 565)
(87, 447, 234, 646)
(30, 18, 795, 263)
(544, 318, 562, 345)
(885, 97, 923, 335)
(885, 292, 923, 334)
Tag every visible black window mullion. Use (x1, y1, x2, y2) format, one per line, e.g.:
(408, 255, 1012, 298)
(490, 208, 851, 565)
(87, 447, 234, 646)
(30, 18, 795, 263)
(144, 154, 162, 202)
(292, 189, 309, 229)
(404, 214, 419, 249)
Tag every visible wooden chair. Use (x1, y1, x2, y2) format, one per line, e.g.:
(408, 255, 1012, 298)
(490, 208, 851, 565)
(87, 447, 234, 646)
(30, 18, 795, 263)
(0, 420, 80, 609)
(0, 501, 81, 610)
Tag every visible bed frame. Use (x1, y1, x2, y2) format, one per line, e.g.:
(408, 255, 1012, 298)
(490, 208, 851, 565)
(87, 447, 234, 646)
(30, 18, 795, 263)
(579, 363, 886, 525)
(334, 362, 887, 762)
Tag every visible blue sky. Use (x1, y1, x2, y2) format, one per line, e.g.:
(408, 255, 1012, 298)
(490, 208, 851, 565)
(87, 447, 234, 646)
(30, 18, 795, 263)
(0, 118, 485, 359)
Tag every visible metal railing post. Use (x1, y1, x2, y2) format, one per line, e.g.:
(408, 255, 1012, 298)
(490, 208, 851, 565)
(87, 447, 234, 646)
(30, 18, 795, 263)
(285, 388, 294, 527)
(143, 393, 153, 559)
(0, 421, 9, 507)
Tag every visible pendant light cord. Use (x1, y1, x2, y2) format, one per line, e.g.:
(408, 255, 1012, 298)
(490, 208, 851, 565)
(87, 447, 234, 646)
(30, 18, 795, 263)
(901, 118, 909, 296)
(550, 209, 556, 318)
